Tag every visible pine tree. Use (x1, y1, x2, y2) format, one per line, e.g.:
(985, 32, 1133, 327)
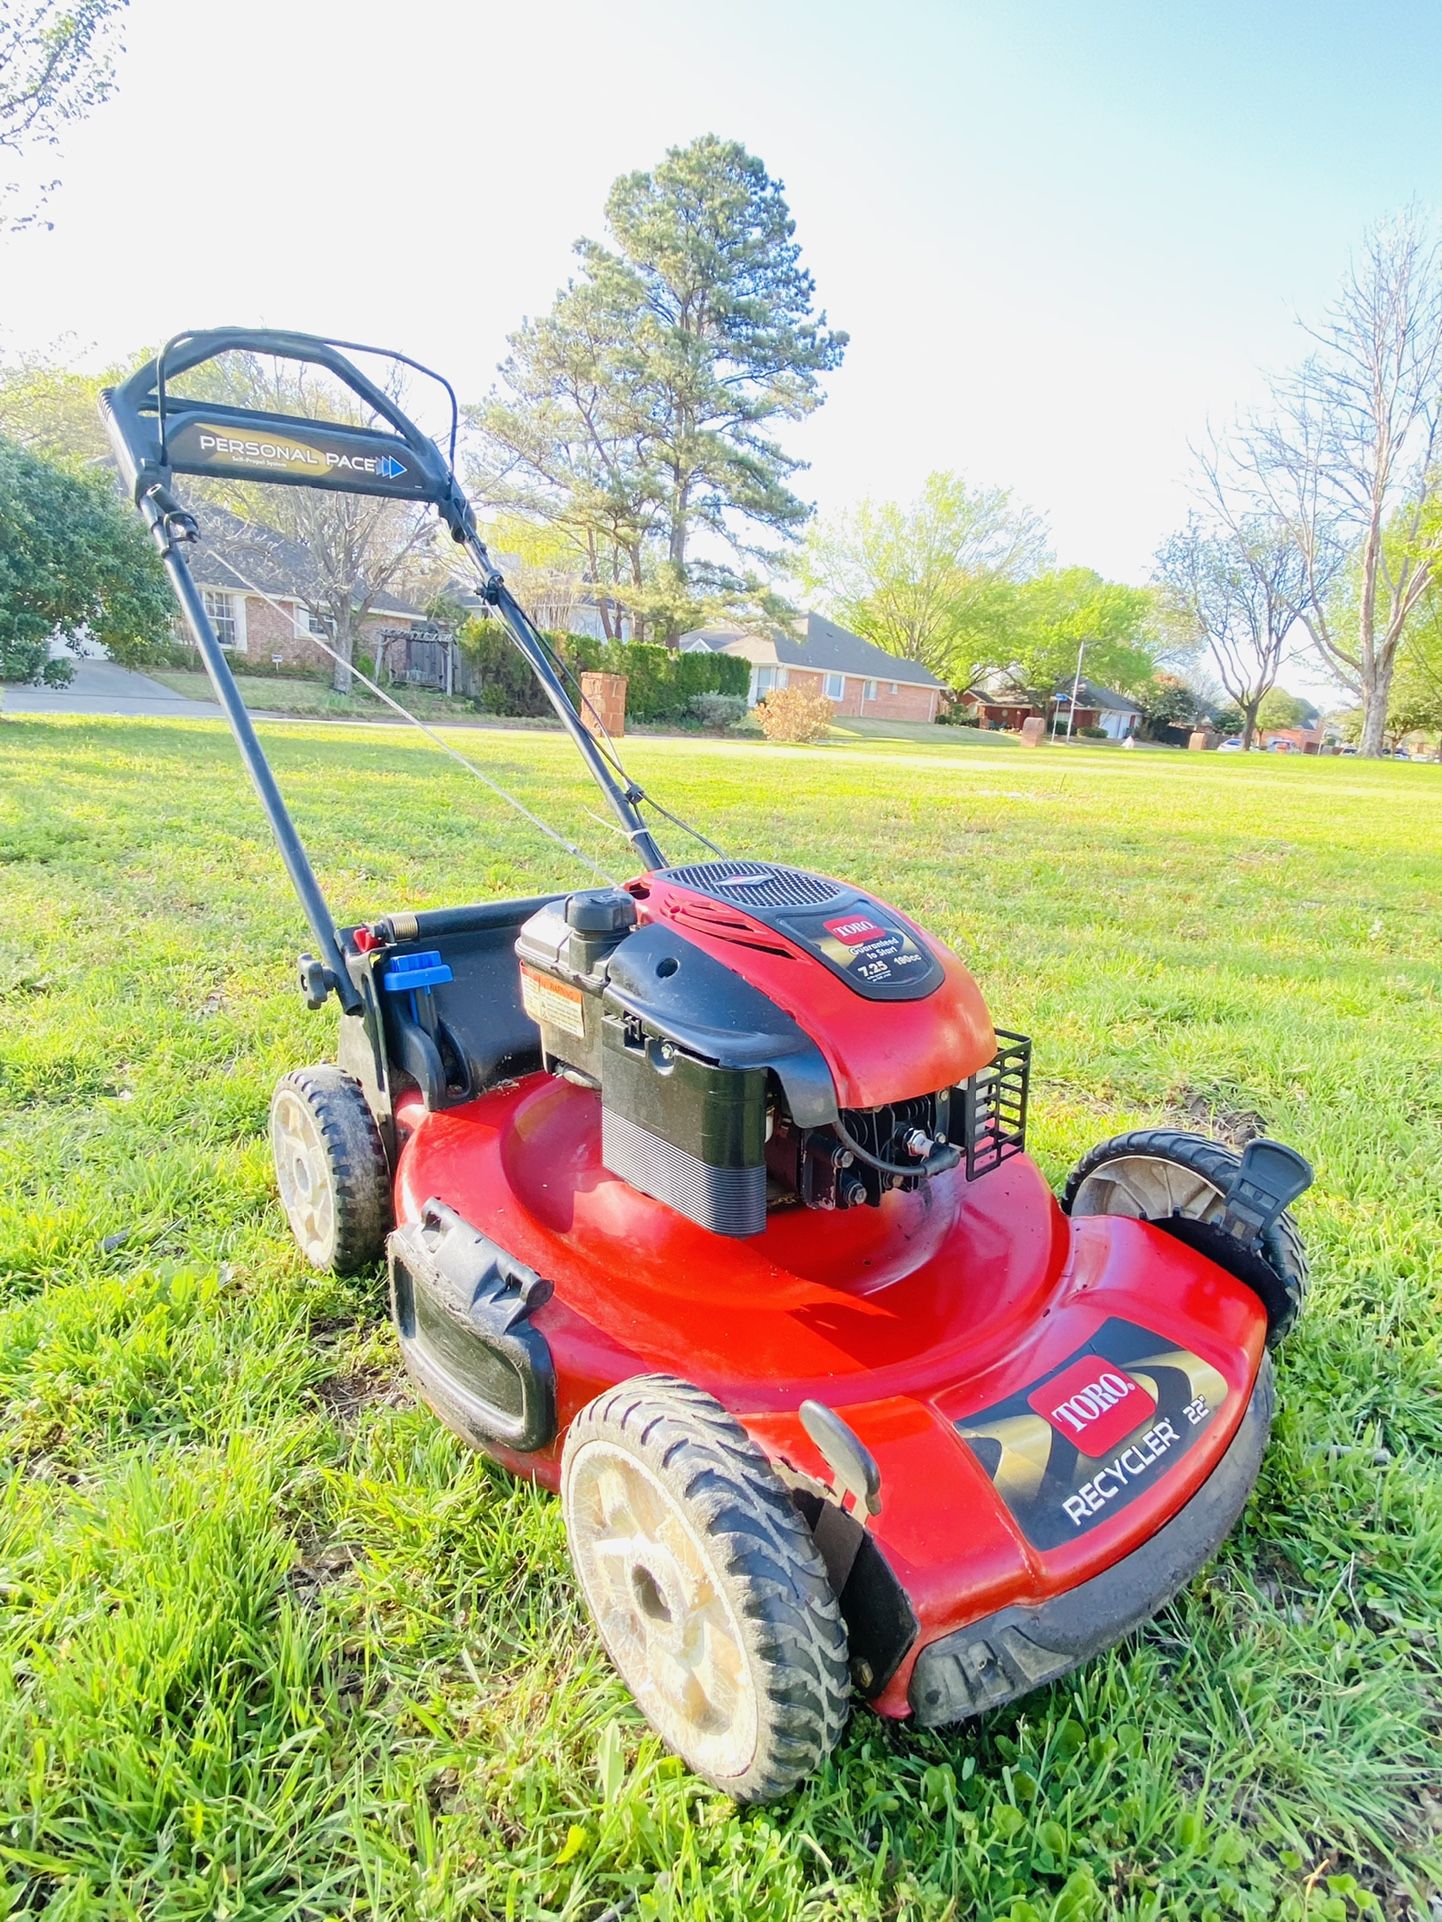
(475, 136, 846, 643)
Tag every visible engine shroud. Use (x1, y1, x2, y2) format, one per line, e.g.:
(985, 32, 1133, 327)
(514, 861, 1024, 1237)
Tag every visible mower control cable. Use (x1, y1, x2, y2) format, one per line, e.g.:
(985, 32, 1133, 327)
(208, 548, 619, 884)
(459, 548, 727, 864)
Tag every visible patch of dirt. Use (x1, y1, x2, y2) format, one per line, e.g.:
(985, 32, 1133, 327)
(1167, 1085, 1267, 1147)
(288, 1539, 358, 1604)
(314, 1364, 406, 1423)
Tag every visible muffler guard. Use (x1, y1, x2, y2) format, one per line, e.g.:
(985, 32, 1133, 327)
(388, 1199, 556, 1453)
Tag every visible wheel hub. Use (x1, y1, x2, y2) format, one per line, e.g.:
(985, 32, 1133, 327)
(271, 1089, 334, 1263)
(566, 1441, 758, 1777)
(1069, 1153, 1225, 1223)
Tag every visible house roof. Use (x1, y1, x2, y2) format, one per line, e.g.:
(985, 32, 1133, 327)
(186, 505, 425, 619)
(1069, 677, 1142, 714)
(967, 672, 1140, 712)
(682, 612, 942, 688)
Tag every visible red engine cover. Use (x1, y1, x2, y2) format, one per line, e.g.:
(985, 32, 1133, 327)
(628, 872, 997, 1108)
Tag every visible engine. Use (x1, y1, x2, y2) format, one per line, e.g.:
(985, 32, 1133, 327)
(515, 861, 1028, 1237)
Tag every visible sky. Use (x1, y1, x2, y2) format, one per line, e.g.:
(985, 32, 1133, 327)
(4, 0, 1440, 644)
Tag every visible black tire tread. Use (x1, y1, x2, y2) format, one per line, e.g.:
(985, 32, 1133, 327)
(562, 1374, 849, 1802)
(1061, 1127, 1307, 1341)
(271, 1065, 391, 1275)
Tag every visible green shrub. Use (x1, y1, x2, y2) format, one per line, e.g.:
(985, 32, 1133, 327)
(455, 620, 749, 723)
(688, 692, 749, 731)
(0, 436, 173, 679)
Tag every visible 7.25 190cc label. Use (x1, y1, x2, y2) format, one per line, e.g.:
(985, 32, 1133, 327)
(956, 1318, 1231, 1550)
(775, 899, 943, 1002)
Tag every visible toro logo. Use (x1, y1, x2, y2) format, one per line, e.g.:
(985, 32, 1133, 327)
(1028, 1356, 1157, 1457)
(825, 912, 886, 947)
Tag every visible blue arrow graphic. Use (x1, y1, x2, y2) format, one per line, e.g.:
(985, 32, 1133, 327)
(377, 454, 406, 479)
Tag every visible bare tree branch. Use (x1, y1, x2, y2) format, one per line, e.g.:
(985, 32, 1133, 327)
(1236, 209, 1442, 754)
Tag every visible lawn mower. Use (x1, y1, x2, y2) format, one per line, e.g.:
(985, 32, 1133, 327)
(104, 329, 1314, 1802)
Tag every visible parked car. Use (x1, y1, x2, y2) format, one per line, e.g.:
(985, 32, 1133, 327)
(1218, 739, 1244, 753)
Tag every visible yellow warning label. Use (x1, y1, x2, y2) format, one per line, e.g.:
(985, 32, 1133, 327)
(520, 966, 586, 1039)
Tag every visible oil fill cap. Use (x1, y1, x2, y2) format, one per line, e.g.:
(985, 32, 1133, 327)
(565, 889, 638, 934)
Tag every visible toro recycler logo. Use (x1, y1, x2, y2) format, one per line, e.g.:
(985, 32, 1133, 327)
(1028, 1357, 1157, 1456)
(957, 1318, 1230, 1550)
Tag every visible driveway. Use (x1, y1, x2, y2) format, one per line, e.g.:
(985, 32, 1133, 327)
(2, 659, 222, 719)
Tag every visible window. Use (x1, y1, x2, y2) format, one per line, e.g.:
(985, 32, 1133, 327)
(202, 589, 240, 649)
(823, 670, 846, 700)
(863, 679, 878, 701)
(752, 664, 789, 699)
(888, 681, 899, 695)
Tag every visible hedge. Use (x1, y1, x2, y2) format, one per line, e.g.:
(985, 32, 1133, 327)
(455, 619, 750, 723)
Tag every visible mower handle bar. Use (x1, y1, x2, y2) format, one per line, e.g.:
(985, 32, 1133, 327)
(100, 328, 666, 1013)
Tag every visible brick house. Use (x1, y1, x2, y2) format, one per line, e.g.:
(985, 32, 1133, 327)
(1258, 724, 1326, 754)
(681, 612, 943, 722)
(187, 507, 429, 671)
(960, 675, 1143, 741)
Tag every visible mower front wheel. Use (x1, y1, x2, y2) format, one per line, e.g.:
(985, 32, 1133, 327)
(561, 1375, 850, 1802)
(269, 1066, 391, 1275)
(1062, 1128, 1307, 1342)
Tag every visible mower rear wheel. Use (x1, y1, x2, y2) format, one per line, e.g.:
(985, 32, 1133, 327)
(561, 1375, 849, 1802)
(269, 1067, 390, 1275)
(1062, 1128, 1307, 1342)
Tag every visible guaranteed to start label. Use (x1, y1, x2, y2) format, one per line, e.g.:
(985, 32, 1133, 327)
(520, 965, 586, 1039)
(809, 907, 931, 988)
(773, 898, 943, 1001)
(956, 1318, 1231, 1550)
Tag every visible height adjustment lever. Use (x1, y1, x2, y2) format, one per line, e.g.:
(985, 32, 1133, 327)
(1221, 1138, 1314, 1247)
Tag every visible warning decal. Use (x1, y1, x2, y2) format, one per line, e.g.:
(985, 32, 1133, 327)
(520, 966, 586, 1039)
(956, 1318, 1231, 1550)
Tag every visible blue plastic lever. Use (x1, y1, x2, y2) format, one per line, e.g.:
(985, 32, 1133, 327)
(381, 950, 454, 993)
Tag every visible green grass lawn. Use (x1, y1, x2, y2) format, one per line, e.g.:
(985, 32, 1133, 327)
(1, 714, 1439, 1922)
(147, 668, 484, 726)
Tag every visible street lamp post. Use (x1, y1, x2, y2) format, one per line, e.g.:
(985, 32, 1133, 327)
(1065, 639, 1087, 742)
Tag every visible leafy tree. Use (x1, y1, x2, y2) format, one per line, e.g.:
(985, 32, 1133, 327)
(1255, 686, 1315, 731)
(0, 347, 122, 462)
(474, 135, 846, 643)
(1241, 210, 1442, 755)
(801, 471, 1050, 684)
(2, 0, 129, 230)
(475, 513, 590, 636)
(1386, 568, 1442, 750)
(0, 435, 171, 682)
(1154, 508, 1310, 750)
(992, 568, 1158, 706)
(1136, 672, 1204, 738)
